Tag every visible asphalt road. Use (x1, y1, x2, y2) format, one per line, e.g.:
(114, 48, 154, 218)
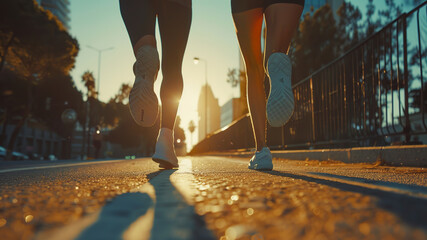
(0, 156, 426, 240)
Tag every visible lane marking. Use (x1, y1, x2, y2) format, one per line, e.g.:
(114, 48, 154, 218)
(171, 158, 198, 204)
(201, 156, 427, 199)
(122, 177, 156, 240)
(300, 171, 427, 199)
(34, 212, 100, 240)
(41, 158, 214, 240)
(309, 172, 427, 195)
(122, 158, 203, 240)
(0, 159, 129, 174)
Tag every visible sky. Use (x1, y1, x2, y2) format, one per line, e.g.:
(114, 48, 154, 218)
(69, 0, 414, 149)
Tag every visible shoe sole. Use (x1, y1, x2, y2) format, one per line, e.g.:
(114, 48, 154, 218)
(266, 53, 294, 127)
(248, 164, 273, 171)
(129, 80, 159, 127)
(152, 157, 178, 169)
(129, 45, 160, 127)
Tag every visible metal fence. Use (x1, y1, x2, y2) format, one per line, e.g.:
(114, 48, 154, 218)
(191, 2, 427, 154)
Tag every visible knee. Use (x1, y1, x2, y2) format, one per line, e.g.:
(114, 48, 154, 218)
(162, 61, 183, 76)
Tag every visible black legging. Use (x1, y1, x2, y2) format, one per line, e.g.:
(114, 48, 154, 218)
(120, 0, 192, 130)
(120, 0, 192, 46)
(231, 0, 305, 13)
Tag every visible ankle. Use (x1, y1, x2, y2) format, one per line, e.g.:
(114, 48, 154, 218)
(256, 145, 267, 152)
(133, 36, 156, 55)
(158, 128, 174, 142)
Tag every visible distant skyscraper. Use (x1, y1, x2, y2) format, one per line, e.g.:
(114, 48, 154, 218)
(36, 0, 70, 30)
(198, 85, 221, 142)
(220, 98, 246, 128)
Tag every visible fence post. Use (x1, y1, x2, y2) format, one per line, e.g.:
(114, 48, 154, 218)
(310, 77, 316, 144)
(403, 15, 411, 143)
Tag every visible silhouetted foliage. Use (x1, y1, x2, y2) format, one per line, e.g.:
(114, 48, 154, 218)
(102, 85, 158, 156)
(293, 4, 341, 83)
(174, 116, 186, 144)
(35, 73, 84, 137)
(226, 68, 248, 118)
(81, 71, 97, 99)
(0, 0, 79, 159)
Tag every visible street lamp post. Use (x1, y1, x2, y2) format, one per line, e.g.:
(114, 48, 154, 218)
(86, 46, 112, 159)
(87, 45, 114, 95)
(193, 57, 208, 139)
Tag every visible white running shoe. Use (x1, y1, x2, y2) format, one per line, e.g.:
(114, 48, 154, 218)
(248, 147, 273, 170)
(266, 52, 294, 127)
(129, 45, 160, 127)
(152, 128, 179, 169)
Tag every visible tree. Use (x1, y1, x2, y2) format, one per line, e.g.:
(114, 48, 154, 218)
(409, 47, 427, 112)
(0, 0, 79, 160)
(188, 120, 196, 147)
(104, 83, 131, 127)
(226, 68, 239, 87)
(293, 4, 341, 83)
(81, 71, 105, 156)
(103, 84, 159, 156)
(81, 71, 97, 99)
(0, 69, 28, 146)
(409, 83, 427, 112)
(226, 68, 248, 117)
(81, 71, 103, 129)
(1, 0, 78, 81)
(104, 109, 159, 156)
(111, 83, 131, 104)
(336, 1, 363, 52)
(378, 0, 403, 24)
(174, 116, 186, 145)
(34, 73, 84, 137)
(412, 0, 425, 6)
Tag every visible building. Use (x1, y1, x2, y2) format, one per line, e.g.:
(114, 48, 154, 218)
(1, 118, 65, 159)
(303, 0, 344, 22)
(198, 84, 221, 141)
(36, 0, 71, 30)
(221, 98, 247, 128)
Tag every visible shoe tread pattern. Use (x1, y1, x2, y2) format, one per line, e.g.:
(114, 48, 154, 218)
(129, 46, 160, 127)
(266, 53, 294, 127)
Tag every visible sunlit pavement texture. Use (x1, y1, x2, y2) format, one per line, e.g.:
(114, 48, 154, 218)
(0, 156, 426, 240)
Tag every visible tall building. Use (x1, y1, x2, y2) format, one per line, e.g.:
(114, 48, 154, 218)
(198, 84, 221, 142)
(36, 0, 70, 30)
(220, 98, 246, 128)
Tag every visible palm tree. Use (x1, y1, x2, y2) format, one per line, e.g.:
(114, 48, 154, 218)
(188, 120, 196, 147)
(81, 71, 97, 99)
(81, 71, 96, 159)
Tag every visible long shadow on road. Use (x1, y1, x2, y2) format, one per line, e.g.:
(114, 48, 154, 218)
(264, 170, 427, 229)
(77, 169, 214, 240)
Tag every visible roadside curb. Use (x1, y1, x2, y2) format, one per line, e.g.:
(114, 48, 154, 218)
(200, 145, 427, 167)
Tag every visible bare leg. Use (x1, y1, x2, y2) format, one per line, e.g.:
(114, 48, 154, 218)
(262, 3, 303, 127)
(232, 8, 266, 151)
(264, 3, 303, 63)
(157, 0, 192, 130)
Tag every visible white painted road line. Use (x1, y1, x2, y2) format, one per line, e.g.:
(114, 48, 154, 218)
(35, 158, 214, 240)
(0, 159, 127, 174)
(301, 171, 427, 199)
